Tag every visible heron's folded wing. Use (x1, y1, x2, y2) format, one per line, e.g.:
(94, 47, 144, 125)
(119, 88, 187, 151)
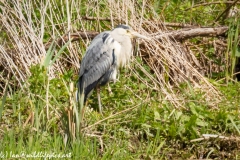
(79, 32, 116, 96)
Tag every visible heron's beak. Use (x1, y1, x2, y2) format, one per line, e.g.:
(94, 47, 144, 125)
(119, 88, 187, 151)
(130, 31, 151, 40)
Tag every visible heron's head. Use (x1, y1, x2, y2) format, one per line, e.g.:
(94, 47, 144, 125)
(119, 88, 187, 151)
(113, 24, 150, 40)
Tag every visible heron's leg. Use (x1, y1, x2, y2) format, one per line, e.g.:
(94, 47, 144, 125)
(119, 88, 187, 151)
(107, 83, 113, 95)
(97, 86, 102, 114)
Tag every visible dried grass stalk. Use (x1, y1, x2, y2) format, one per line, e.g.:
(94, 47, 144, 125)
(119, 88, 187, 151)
(0, 0, 222, 108)
(108, 0, 222, 108)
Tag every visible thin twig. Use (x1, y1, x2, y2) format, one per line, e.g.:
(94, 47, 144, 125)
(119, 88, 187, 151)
(185, 1, 240, 11)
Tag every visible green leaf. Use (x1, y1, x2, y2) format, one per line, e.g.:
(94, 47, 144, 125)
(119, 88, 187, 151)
(154, 140, 165, 155)
(196, 118, 207, 127)
(50, 40, 71, 66)
(175, 111, 182, 120)
(236, 47, 240, 57)
(154, 110, 160, 121)
(172, 0, 179, 4)
(189, 102, 197, 115)
(42, 41, 56, 68)
(228, 115, 240, 135)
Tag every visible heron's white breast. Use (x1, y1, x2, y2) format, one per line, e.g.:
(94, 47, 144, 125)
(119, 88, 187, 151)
(113, 41, 128, 68)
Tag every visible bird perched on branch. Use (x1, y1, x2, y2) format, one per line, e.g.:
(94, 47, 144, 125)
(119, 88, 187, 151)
(78, 24, 149, 114)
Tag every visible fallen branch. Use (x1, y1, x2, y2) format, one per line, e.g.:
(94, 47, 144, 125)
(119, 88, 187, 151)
(44, 26, 229, 49)
(154, 26, 229, 41)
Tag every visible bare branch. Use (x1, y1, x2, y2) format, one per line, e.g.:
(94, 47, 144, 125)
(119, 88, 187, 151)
(45, 26, 229, 49)
(154, 27, 229, 41)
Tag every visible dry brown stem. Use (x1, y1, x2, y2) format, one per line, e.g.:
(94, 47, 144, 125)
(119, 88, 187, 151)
(0, 0, 223, 109)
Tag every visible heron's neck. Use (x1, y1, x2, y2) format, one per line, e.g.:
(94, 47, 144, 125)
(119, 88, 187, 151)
(113, 36, 133, 67)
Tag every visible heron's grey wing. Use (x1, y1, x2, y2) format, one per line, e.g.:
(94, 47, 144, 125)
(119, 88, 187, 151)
(79, 31, 110, 76)
(98, 49, 117, 86)
(79, 32, 117, 99)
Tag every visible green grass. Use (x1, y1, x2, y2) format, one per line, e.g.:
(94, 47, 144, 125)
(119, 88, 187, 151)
(1, 64, 240, 159)
(1, 0, 240, 159)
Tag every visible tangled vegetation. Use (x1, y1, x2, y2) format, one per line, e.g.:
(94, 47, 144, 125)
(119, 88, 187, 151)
(0, 0, 240, 159)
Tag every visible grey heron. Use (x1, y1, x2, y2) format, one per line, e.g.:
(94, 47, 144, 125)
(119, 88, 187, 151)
(78, 24, 149, 114)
